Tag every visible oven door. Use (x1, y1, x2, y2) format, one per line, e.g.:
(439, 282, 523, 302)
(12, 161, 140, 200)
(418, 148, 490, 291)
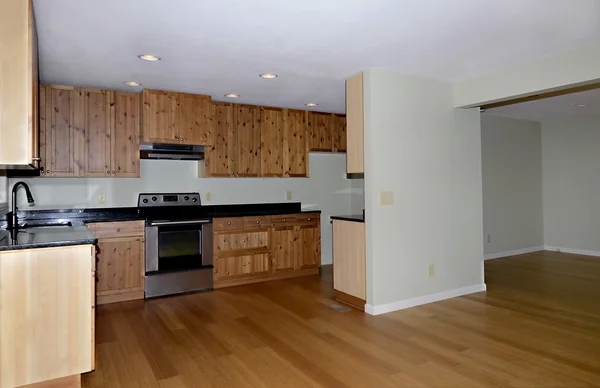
(145, 219, 213, 274)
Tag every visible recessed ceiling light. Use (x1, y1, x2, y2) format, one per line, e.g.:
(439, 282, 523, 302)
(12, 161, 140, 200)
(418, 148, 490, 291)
(574, 104, 587, 107)
(138, 54, 161, 62)
(305, 103, 318, 107)
(259, 73, 278, 79)
(123, 81, 141, 87)
(225, 93, 240, 98)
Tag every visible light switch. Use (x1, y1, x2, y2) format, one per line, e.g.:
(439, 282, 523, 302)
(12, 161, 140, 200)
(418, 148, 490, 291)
(379, 191, 394, 205)
(205, 192, 211, 201)
(98, 193, 106, 204)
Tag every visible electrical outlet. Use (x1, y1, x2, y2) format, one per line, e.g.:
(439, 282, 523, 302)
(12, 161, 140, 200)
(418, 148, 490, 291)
(286, 191, 292, 201)
(487, 234, 491, 243)
(428, 263, 435, 277)
(98, 193, 106, 204)
(205, 192, 211, 202)
(380, 191, 394, 205)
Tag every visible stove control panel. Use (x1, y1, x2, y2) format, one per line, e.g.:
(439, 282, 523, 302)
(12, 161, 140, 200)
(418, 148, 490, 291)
(138, 192, 201, 207)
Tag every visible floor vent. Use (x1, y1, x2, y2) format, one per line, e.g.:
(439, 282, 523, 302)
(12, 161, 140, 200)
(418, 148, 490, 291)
(328, 303, 350, 312)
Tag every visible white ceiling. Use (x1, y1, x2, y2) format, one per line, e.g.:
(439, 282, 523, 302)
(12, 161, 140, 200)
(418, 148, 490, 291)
(33, 0, 600, 114)
(484, 88, 600, 121)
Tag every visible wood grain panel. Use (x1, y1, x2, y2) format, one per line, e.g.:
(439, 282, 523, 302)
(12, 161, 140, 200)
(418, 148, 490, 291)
(95, 237, 144, 298)
(283, 109, 308, 177)
(178, 93, 211, 145)
(48, 85, 76, 176)
(260, 107, 284, 177)
(205, 102, 233, 177)
(111, 92, 140, 177)
(0, 245, 94, 387)
(215, 231, 268, 252)
(346, 73, 364, 173)
(332, 114, 347, 152)
(297, 225, 321, 270)
(141, 89, 178, 144)
(308, 111, 333, 152)
(21, 374, 81, 388)
(270, 227, 296, 273)
(77, 88, 111, 177)
(213, 217, 244, 231)
(86, 221, 144, 239)
(233, 104, 261, 177)
(214, 254, 270, 281)
(243, 216, 271, 230)
(332, 219, 365, 299)
(39, 84, 48, 176)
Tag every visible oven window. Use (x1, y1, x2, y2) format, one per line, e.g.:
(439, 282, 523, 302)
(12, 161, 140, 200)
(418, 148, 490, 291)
(157, 228, 203, 271)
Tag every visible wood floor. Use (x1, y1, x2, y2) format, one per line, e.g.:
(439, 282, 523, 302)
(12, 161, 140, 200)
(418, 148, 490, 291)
(83, 251, 600, 388)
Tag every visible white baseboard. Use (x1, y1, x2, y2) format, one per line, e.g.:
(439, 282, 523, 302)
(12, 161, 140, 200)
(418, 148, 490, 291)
(364, 283, 487, 316)
(484, 246, 544, 260)
(543, 245, 600, 257)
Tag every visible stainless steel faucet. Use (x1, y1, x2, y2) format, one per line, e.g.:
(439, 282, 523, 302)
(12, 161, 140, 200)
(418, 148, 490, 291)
(10, 181, 35, 229)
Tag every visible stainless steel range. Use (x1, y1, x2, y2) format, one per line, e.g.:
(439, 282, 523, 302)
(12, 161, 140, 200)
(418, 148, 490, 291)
(138, 192, 213, 298)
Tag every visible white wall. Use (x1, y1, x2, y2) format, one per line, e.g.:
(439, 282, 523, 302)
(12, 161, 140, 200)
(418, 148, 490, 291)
(8, 153, 352, 264)
(363, 69, 484, 312)
(349, 178, 364, 214)
(481, 115, 544, 257)
(542, 115, 600, 254)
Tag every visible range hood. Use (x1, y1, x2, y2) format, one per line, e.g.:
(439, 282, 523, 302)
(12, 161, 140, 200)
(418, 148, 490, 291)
(140, 144, 205, 161)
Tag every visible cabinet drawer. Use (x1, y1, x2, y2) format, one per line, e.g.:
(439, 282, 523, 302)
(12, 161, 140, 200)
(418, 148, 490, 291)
(243, 216, 271, 230)
(215, 231, 268, 252)
(214, 217, 244, 231)
(295, 213, 319, 226)
(214, 253, 270, 281)
(87, 220, 144, 238)
(270, 214, 298, 227)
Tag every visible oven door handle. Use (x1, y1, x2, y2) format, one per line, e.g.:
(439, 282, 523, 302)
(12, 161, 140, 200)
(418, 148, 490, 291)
(149, 219, 212, 226)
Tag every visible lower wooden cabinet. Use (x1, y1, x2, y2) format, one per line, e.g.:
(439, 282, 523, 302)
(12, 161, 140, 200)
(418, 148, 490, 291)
(213, 213, 321, 288)
(87, 220, 145, 304)
(0, 245, 95, 388)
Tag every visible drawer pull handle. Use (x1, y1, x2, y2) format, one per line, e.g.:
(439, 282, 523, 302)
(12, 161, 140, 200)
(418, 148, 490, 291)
(228, 222, 231, 225)
(256, 220, 260, 224)
(283, 219, 286, 222)
(242, 239, 246, 242)
(107, 170, 110, 175)
(116, 228, 120, 232)
(308, 218, 311, 221)
(112, 171, 116, 175)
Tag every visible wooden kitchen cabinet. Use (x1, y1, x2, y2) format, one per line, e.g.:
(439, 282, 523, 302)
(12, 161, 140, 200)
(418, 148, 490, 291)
(213, 213, 321, 288)
(332, 219, 366, 309)
(332, 114, 347, 152)
(283, 109, 308, 177)
(39, 85, 141, 178)
(0, 0, 40, 168)
(0, 245, 95, 387)
(205, 102, 234, 177)
(233, 104, 261, 177)
(141, 89, 179, 144)
(346, 73, 364, 173)
(308, 111, 333, 152)
(260, 107, 284, 177)
(141, 89, 211, 145)
(40, 85, 77, 177)
(87, 220, 145, 304)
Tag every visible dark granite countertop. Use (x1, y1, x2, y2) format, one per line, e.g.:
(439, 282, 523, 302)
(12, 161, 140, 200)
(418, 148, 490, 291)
(330, 214, 364, 223)
(0, 203, 321, 228)
(0, 226, 97, 252)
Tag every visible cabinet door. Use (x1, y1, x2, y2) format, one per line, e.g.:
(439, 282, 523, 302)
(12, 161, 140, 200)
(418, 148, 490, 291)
(331, 114, 347, 152)
(283, 109, 308, 177)
(346, 73, 364, 173)
(141, 89, 178, 144)
(270, 227, 297, 273)
(214, 254, 270, 281)
(233, 104, 261, 177)
(296, 225, 321, 270)
(308, 111, 332, 152)
(76, 88, 111, 177)
(178, 93, 211, 145)
(205, 102, 233, 177)
(111, 92, 140, 177)
(38, 84, 48, 175)
(45, 85, 76, 177)
(95, 236, 145, 304)
(260, 107, 284, 177)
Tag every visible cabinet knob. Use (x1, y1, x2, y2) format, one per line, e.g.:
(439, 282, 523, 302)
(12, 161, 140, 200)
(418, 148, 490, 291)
(242, 239, 246, 242)
(40, 168, 45, 174)
(116, 228, 120, 232)
(256, 220, 260, 224)
(227, 222, 231, 225)
(46, 170, 50, 174)
(308, 218, 311, 221)
(141, 239, 144, 243)
(283, 219, 286, 222)
(107, 170, 110, 175)
(112, 171, 116, 175)
(175, 136, 180, 140)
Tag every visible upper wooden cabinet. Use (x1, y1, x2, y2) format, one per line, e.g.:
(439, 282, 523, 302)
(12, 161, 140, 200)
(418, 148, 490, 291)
(141, 89, 211, 145)
(233, 104, 261, 177)
(39, 84, 140, 178)
(307, 111, 347, 153)
(0, 0, 40, 168)
(283, 109, 308, 177)
(205, 102, 233, 177)
(260, 107, 285, 177)
(332, 114, 347, 152)
(346, 73, 364, 173)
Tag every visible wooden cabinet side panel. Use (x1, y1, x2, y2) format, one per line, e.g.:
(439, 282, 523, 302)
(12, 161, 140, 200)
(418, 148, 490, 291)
(332, 114, 347, 152)
(260, 107, 284, 177)
(332, 220, 366, 300)
(112, 92, 140, 177)
(346, 74, 364, 173)
(205, 102, 233, 177)
(234, 104, 261, 177)
(283, 109, 308, 177)
(178, 93, 211, 145)
(0, 245, 94, 387)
